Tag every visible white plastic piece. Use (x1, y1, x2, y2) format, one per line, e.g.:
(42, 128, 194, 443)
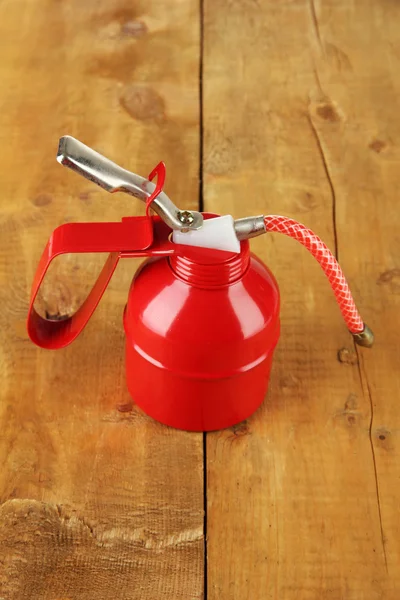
(172, 215, 241, 253)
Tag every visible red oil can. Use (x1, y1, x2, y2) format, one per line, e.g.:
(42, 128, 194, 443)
(27, 136, 373, 433)
(124, 240, 279, 431)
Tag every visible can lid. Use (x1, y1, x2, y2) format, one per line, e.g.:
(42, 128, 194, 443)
(172, 215, 240, 254)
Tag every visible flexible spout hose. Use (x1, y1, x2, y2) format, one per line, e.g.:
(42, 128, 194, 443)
(264, 215, 373, 345)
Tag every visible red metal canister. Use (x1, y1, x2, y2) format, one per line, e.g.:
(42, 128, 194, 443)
(27, 136, 373, 434)
(124, 240, 280, 431)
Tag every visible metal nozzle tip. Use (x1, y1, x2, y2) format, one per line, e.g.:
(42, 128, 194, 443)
(352, 324, 374, 348)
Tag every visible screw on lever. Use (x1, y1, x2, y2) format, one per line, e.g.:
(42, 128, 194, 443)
(57, 136, 203, 232)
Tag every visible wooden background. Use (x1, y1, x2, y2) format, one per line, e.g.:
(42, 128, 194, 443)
(0, 0, 399, 598)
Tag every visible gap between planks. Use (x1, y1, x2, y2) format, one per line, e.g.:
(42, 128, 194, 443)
(199, 0, 208, 598)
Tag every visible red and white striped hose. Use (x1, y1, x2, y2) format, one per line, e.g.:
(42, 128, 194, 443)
(264, 215, 372, 343)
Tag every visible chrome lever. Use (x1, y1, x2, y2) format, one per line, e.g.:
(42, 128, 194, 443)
(57, 136, 203, 232)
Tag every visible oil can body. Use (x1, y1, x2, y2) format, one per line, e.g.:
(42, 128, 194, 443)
(124, 242, 280, 431)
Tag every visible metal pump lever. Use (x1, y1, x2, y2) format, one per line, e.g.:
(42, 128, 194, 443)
(57, 136, 204, 232)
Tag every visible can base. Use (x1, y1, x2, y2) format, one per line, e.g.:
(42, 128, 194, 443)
(126, 345, 275, 432)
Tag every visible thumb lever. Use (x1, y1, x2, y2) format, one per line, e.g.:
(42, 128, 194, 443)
(57, 136, 203, 232)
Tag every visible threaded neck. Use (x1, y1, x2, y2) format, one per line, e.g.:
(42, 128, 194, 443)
(169, 241, 250, 288)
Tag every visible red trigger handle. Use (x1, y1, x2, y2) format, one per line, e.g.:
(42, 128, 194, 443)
(27, 217, 154, 350)
(145, 161, 166, 218)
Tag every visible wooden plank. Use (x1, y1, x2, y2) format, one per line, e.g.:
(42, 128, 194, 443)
(0, 1, 203, 599)
(203, 0, 400, 598)
(313, 0, 400, 585)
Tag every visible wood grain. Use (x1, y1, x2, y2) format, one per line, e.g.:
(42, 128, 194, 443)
(203, 0, 400, 598)
(0, 1, 203, 599)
